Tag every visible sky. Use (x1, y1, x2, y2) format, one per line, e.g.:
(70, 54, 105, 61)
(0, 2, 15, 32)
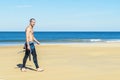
(0, 0, 120, 31)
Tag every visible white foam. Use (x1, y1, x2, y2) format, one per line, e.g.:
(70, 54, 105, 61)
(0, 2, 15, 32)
(90, 39, 103, 42)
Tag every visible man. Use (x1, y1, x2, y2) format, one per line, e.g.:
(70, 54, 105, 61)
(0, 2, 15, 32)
(21, 18, 44, 72)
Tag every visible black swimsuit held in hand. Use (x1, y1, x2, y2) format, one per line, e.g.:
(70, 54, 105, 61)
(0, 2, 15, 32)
(22, 42, 39, 68)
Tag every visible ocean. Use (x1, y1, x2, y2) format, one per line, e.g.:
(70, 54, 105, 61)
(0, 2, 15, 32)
(0, 32, 120, 46)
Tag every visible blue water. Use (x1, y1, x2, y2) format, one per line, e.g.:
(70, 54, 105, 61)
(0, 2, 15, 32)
(0, 32, 120, 45)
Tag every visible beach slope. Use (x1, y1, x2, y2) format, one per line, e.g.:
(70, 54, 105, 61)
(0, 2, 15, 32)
(0, 43, 120, 80)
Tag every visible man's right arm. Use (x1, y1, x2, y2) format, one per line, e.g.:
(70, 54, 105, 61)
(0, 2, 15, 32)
(26, 28, 30, 50)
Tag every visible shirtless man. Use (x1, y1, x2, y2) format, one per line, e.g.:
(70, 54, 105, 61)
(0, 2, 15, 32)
(21, 18, 43, 72)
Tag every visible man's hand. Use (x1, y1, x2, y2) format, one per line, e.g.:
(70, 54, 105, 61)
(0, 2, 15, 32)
(37, 41, 40, 45)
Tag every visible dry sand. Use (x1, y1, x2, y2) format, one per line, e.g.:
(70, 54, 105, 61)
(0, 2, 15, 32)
(0, 43, 120, 80)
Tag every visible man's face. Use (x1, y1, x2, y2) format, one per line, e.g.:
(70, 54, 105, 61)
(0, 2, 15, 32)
(30, 20, 36, 27)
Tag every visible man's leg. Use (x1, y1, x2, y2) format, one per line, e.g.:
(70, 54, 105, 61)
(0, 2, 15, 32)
(31, 47, 39, 68)
(22, 49, 30, 71)
(31, 45, 44, 72)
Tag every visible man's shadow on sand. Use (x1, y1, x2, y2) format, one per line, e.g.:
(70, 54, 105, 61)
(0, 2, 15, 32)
(16, 64, 37, 71)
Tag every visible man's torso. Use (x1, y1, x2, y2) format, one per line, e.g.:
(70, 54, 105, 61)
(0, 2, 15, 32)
(26, 26, 34, 42)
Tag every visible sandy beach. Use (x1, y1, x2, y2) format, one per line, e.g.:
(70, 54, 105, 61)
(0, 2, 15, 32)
(0, 43, 120, 80)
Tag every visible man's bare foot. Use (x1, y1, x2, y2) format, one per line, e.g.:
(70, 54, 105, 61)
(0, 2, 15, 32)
(21, 68, 26, 72)
(37, 68, 44, 72)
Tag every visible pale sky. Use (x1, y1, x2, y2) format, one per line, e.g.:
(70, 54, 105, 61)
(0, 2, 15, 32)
(0, 0, 120, 31)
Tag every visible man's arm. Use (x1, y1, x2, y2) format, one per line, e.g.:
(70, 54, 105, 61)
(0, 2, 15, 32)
(34, 37, 40, 45)
(26, 28, 30, 50)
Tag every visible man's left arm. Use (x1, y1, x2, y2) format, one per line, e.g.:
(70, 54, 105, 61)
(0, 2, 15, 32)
(34, 37, 40, 45)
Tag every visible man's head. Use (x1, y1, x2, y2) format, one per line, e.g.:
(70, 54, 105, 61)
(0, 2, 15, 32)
(30, 18, 36, 27)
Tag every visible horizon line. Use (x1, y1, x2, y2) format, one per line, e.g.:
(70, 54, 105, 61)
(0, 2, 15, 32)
(0, 31, 120, 32)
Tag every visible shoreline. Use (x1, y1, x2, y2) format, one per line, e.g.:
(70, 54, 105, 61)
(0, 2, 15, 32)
(1, 42, 120, 47)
